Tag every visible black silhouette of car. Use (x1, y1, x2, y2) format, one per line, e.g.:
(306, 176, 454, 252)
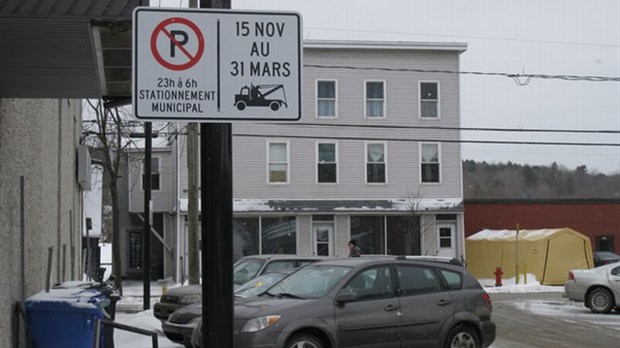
(593, 251, 620, 267)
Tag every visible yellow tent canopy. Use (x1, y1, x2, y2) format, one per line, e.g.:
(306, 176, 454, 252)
(466, 228, 593, 285)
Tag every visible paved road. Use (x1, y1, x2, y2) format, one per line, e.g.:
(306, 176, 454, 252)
(489, 292, 620, 348)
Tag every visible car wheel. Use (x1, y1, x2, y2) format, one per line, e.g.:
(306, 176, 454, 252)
(285, 333, 324, 348)
(444, 325, 480, 348)
(587, 287, 614, 313)
(270, 102, 280, 111)
(236, 101, 246, 111)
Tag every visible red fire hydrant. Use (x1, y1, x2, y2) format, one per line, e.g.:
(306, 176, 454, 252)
(494, 267, 503, 287)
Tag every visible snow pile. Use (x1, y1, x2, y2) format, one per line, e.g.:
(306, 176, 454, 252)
(26, 284, 110, 310)
(113, 310, 182, 348)
(480, 274, 564, 293)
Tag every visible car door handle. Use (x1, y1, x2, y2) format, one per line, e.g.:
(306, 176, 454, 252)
(437, 299, 453, 306)
(384, 304, 399, 312)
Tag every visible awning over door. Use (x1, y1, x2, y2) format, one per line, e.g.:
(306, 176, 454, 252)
(0, 0, 145, 99)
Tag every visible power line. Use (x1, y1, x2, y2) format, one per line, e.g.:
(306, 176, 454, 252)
(82, 120, 620, 135)
(228, 133, 620, 147)
(280, 123, 620, 134)
(83, 122, 620, 147)
(304, 64, 620, 82)
(86, 129, 619, 147)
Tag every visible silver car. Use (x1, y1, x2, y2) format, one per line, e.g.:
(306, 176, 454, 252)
(564, 262, 620, 313)
(193, 256, 495, 348)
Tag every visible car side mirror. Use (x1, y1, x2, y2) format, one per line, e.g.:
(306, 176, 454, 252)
(335, 292, 357, 304)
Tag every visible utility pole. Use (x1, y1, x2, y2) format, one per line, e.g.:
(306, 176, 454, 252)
(187, 0, 200, 286)
(515, 223, 520, 285)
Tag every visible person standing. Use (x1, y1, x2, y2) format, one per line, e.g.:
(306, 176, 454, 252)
(348, 239, 361, 257)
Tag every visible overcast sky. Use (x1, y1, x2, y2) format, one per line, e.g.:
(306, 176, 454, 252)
(155, 0, 620, 174)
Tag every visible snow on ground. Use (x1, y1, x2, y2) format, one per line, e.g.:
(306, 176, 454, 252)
(478, 274, 564, 293)
(112, 281, 184, 347)
(114, 310, 183, 348)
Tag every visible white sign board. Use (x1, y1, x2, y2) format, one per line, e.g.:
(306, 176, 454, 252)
(132, 7, 302, 121)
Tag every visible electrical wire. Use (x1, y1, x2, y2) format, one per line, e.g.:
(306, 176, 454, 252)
(82, 124, 620, 147)
(304, 64, 620, 82)
(275, 122, 620, 134)
(232, 132, 620, 147)
(81, 120, 620, 135)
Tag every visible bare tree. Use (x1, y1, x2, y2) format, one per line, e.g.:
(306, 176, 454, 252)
(404, 187, 424, 255)
(82, 100, 136, 292)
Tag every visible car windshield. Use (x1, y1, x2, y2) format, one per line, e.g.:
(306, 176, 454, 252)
(234, 272, 289, 298)
(233, 258, 265, 286)
(266, 264, 352, 299)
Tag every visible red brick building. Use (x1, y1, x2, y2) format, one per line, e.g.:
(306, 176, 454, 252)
(464, 199, 620, 253)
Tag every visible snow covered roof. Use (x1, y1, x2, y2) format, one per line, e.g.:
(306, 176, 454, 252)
(178, 198, 463, 214)
(467, 228, 581, 241)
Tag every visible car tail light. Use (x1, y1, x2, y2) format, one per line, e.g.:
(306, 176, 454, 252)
(481, 292, 492, 307)
(568, 272, 575, 281)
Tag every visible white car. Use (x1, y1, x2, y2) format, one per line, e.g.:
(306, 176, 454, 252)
(564, 262, 620, 313)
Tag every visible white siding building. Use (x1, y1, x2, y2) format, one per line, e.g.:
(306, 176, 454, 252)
(126, 40, 467, 281)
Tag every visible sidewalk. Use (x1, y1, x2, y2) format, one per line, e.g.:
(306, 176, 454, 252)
(114, 280, 175, 313)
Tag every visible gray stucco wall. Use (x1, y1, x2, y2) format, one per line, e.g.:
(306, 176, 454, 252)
(0, 98, 83, 347)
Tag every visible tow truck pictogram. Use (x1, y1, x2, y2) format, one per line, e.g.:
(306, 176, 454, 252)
(234, 84, 288, 111)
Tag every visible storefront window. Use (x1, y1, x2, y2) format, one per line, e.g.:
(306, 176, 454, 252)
(261, 217, 297, 254)
(233, 218, 259, 260)
(386, 215, 420, 255)
(350, 216, 385, 254)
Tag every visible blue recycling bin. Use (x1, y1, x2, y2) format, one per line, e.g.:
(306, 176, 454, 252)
(26, 285, 109, 348)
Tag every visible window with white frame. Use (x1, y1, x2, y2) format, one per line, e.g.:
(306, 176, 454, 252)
(366, 81, 385, 118)
(268, 142, 288, 183)
(420, 143, 440, 183)
(420, 82, 439, 118)
(317, 142, 338, 183)
(142, 156, 160, 191)
(317, 80, 336, 117)
(366, 142, 386, 183)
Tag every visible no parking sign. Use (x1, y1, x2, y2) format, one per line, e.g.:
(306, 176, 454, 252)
(150, 17, 204, 71)
(132, 7, 302, 121)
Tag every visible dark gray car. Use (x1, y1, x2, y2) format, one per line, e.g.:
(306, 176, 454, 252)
(193, 256, 496, 348)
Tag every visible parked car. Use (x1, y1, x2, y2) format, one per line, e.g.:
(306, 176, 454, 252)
(154, 254, 329, 321)
(192, 256, 496, 348)
(162, 269, 296, 347)
(564, 262, 620, 314)
(593, 251, 620, 267)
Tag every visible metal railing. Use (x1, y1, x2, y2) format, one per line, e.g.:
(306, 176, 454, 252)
(94, 319, 159, 348)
